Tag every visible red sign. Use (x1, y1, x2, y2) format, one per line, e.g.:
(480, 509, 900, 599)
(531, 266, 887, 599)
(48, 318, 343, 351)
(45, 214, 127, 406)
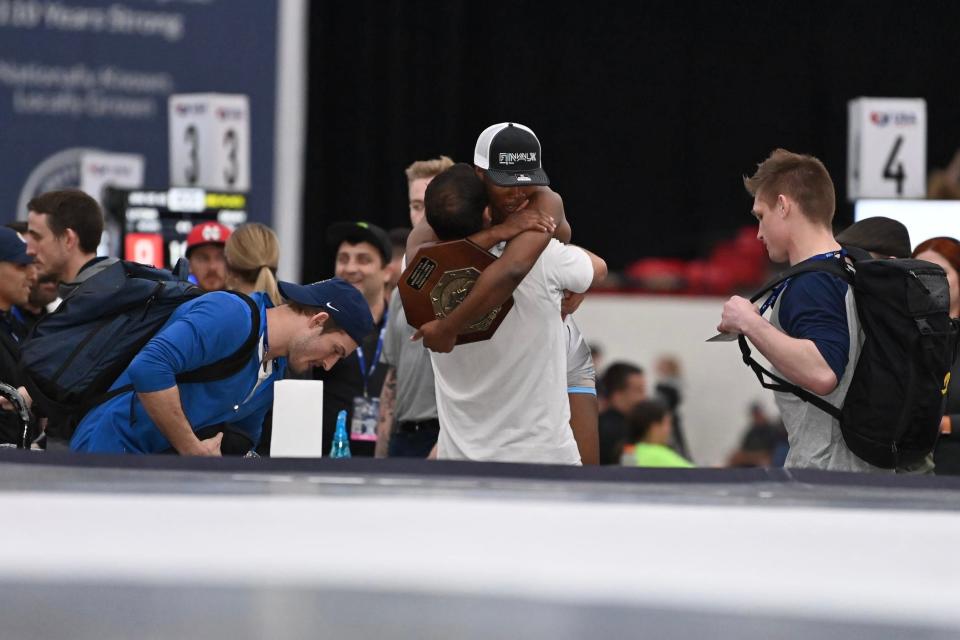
(125, 233, 164, 268)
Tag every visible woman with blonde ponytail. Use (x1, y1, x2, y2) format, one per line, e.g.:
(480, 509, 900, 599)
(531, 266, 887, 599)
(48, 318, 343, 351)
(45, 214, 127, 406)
(224, 223, 281, 305)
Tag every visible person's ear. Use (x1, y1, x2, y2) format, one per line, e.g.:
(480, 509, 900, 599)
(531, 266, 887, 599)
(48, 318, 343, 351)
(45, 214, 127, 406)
(482, 206, 492, 226)
(309, 311, 330, 330)
(776, 194, 785, 215)
(62, 228, 79, 251)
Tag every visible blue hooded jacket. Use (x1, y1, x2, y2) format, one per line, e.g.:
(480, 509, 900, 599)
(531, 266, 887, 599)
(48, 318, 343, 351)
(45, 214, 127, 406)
(71, 291, 285, 453)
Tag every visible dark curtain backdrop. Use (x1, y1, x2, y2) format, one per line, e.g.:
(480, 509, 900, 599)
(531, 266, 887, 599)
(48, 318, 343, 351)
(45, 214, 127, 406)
(302, 0, 959, 281)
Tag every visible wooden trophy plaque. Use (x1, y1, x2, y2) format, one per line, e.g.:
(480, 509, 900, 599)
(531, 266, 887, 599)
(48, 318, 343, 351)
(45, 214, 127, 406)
(398, 239, 514, 345)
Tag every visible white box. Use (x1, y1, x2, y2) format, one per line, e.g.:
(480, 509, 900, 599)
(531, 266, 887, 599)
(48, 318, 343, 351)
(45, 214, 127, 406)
(854, 199, 960, 251)
(270, 379, 325, 458)
(80, 151, 145, 203)
(80, 151, 146, 259)
(168, 93, 250, 191)
(848, 97, 926, 200)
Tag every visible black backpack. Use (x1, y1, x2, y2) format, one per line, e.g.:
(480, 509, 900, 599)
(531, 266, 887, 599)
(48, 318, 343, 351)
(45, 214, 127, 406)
(740, 247, 960, 468)
(19, 260, 260, 434)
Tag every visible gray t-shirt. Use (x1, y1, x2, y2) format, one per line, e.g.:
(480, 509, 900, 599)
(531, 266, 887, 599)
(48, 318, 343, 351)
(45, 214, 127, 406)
(565, 316, 596, 391)
(771, 279, 886, 473)
(381, 289, 438, 422)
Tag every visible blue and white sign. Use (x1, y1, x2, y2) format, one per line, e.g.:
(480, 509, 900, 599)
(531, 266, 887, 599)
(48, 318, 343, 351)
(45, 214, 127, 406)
(0, 0, 279, 228)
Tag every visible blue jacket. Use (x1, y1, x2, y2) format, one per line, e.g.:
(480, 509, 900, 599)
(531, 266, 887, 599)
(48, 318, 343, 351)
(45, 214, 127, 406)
(71, 292, 285, 453)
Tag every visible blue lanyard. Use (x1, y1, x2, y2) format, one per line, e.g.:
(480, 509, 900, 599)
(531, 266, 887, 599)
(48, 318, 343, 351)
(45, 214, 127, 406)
(1, 308, 27, 344)
(356, 308, 388, 398)
(759, 249, 847, 315)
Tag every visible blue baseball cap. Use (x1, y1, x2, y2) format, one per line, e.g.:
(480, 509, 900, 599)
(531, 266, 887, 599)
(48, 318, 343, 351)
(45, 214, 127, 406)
(0, 227, 33, 265)
(278, 277, 374, 345)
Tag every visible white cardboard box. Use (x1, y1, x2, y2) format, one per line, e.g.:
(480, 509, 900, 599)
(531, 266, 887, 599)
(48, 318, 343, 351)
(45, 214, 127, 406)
(270, 379, 325, 458)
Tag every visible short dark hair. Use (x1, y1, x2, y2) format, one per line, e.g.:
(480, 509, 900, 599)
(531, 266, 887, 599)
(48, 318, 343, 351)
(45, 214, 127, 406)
(602, 362, 644, 395)
(425, 163, 488, 240)
(627, 399, 669, 443)
(388, 227, 411, 257)
(743, 149, 836, 227)
(27, 190, 103, 253)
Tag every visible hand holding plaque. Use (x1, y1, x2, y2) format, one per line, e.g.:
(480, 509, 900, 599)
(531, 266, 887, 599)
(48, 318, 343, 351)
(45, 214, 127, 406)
(398, 239, 514, 346)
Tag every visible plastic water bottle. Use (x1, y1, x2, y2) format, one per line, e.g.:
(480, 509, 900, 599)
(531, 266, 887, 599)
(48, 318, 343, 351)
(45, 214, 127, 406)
(329, 409, 351, 458)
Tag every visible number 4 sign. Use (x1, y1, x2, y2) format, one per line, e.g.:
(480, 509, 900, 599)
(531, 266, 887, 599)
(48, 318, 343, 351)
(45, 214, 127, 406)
(848, 97, 926, 200)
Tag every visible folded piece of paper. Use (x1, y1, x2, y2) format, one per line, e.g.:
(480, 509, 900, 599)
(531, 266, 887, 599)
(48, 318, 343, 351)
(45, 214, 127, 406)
(706, 332, 739, 343)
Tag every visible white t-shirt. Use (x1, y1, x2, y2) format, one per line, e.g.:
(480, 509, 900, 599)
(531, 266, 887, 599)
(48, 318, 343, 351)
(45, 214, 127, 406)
(431, 239, 594, 464)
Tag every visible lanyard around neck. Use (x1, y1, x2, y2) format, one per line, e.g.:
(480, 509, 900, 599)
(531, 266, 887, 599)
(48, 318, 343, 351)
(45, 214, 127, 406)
(356, 308, 388, 398)
(759, 248, 847, 315)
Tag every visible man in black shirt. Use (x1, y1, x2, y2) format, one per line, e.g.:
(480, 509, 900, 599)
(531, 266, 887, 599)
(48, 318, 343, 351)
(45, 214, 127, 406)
(598, 362, 647, 464)
(0, 227, 38, 445)
(314, 221, 392, 457)
(5, 222, 58, 331)
(24, 189, 107, 446)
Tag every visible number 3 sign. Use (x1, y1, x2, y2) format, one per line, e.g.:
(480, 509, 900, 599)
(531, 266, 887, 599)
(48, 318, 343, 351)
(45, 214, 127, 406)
(848, 97, 926, 200)
(168, 94, 250, 192)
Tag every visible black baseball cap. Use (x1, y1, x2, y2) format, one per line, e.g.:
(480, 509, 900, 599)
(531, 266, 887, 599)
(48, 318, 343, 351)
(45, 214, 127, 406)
(474, 122, 550, 187)
(836, 217, 912, 259)
(0, 227, 33, 265)
(278, 277, 374, 345)
(327, 221, 391, 265)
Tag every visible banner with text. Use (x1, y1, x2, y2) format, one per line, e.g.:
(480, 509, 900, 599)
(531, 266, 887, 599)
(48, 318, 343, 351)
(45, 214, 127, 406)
(0, 0, 277, 227)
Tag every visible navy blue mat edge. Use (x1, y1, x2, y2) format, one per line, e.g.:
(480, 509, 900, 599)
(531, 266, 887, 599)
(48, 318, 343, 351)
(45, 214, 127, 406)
(3, 448, 960, 491)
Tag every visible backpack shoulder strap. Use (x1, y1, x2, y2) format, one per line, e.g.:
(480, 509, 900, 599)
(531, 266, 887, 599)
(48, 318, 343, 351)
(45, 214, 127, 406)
(739, 253, 853, 419)
(42, 287, 259, 425)
(748, 255, 854, 304)
(84, 292, 262, 413)
(737, 335, 842, 419)
(176, 291, 262, 384)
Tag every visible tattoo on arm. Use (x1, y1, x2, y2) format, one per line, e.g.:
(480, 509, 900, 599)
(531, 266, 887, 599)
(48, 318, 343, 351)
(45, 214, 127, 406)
(375, 367, 398, 457)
